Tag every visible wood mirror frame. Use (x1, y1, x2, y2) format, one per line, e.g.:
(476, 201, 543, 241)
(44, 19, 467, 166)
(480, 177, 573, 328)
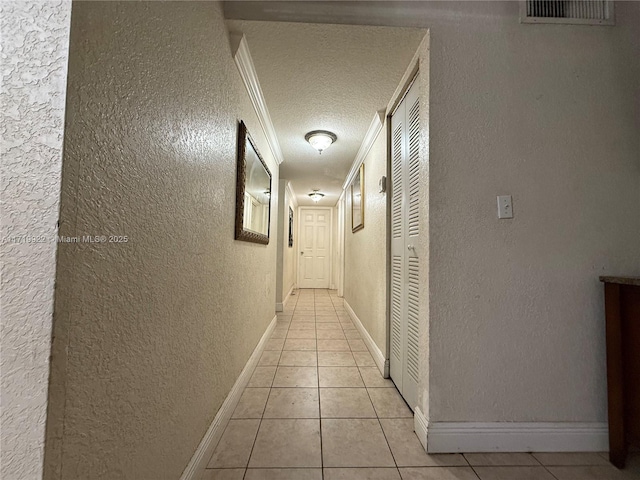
(235, 121, 272, 244)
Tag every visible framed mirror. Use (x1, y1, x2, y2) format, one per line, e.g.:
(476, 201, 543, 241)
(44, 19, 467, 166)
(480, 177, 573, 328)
(351, 163, 364, 232)
(235, 121, 272, 244)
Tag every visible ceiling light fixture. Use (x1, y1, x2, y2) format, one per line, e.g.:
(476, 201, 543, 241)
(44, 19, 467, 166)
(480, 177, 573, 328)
(305, 130, 337, 154)
(308, 190, 325, 203)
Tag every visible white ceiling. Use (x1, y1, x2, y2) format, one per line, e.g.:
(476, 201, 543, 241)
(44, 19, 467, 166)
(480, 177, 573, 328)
(226, 20, 426, 206)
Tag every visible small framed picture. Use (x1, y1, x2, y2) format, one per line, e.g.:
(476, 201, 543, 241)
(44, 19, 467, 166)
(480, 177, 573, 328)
(351, 163, 364, 232)
(288, 206, 294, 247)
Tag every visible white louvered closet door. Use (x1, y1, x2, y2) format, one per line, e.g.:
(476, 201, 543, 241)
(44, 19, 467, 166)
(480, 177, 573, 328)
(390, 76, 420, 411)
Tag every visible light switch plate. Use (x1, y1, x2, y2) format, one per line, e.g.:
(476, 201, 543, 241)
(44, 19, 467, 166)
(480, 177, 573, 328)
(379, 176, 387, 193)
(497, 195, 513, 219)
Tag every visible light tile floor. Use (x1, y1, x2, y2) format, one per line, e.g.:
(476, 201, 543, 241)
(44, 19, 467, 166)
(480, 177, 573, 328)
(204, 289, 640, 480)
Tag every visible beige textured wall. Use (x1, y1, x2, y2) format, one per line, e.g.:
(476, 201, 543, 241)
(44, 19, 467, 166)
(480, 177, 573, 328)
(338, 0, 640, 426)
(1, 2, 71, 478)
(276, 181, 296, 308)
(424, 2, 640, 422)
(276, 180, 287, 306)
(282, 188, 297, 300)
(344, 127, 388, 355)
(331, 205, 339, 290)
(44, 2, 278, 479)
(416, 42, 431, 421)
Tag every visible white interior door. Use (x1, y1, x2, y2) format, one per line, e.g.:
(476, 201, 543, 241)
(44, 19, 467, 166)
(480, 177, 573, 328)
(389, 75, 421, 410)
(298, 207, 332, 289)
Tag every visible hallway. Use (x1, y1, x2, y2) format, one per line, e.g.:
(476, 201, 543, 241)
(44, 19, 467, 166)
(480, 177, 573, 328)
(202, 289, 636, 480)
(5, 2, 640, 478)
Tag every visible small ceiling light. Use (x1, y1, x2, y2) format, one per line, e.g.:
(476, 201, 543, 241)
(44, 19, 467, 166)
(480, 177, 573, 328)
(308, 190, 325, 203)
(305, 130, 337, 154)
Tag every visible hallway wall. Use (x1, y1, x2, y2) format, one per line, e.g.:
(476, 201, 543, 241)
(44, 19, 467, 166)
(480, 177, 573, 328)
(283, 190, 297, 300)
(0, 2, 72, 478)
(275, 0, 640, 434)
(276, 180, 297, 309)
(424, 0, 640, 425)
(344, 38, 430, 401)
(344, 124, 388, 357)
(44, 2, 278, 479)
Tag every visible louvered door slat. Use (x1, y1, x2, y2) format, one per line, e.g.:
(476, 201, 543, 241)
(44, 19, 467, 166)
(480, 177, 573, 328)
(407, 98, 420, 238)
(406, 257, 420, 383)
(391, 124, 403, 239)
(391, 256, 403, 362)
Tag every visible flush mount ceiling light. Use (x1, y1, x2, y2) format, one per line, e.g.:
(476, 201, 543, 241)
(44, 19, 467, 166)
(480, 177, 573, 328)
(308, 190, 325, 203)
(305, 130, 337, 154)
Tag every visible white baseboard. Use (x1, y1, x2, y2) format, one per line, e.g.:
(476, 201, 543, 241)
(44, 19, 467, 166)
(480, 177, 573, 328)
(284, 285, 294, 309)
(426, 422, 608, 453)
(343, 300, 387, 378)
(276, 285, 295, 312)
(180, 314, 278, 480)
(414, 406, 429, 451)
(276, 285, 296, 312)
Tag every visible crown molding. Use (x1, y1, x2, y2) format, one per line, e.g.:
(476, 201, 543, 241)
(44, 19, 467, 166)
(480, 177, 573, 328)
(285, 181, 298, 208)
(230, 33, 284, 166)
(342, 110, 385, 190)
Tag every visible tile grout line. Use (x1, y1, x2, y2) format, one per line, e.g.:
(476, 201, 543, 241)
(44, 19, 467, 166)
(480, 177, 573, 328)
(465, 456, 569, 480)
(211, 292, 615, 479)
(339, 300, 412, 477)
(544, 465, 562, 480)
(311, 292, 326, 479)
(359, 356, 403, 476)
(530, 454, 570, 480)
(460, 452, 472, 468)
(465, 464, 483, 480)
(317, 289, 339, 476)
(243, 296, 296, 478)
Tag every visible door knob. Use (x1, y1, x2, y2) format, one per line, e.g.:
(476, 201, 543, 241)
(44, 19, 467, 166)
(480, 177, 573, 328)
(407, 244, 415, 251)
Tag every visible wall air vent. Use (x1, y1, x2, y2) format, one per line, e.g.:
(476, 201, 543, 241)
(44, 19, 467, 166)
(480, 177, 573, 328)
(520, 0, 614, 25)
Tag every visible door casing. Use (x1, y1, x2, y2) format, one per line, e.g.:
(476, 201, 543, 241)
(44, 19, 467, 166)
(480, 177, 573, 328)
(297, 206, 334, 289)
(387, 68, 421, 411)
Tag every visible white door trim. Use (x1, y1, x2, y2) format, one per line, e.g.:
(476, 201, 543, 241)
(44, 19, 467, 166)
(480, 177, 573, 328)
(297, 207, 333, 289)
(337, 191, 346, 297)
(385, 33, 428, 421)
(388, 72, 422, 410)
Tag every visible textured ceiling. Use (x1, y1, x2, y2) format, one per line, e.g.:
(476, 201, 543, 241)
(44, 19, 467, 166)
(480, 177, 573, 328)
(226, 20, 426, 206)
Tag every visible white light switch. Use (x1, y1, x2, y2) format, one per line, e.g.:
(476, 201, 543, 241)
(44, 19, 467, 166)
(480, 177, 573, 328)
(497, 195, 513, 219)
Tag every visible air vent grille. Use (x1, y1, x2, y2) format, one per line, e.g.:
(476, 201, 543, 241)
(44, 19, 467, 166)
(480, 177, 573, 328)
(521, 0, 614, 25)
